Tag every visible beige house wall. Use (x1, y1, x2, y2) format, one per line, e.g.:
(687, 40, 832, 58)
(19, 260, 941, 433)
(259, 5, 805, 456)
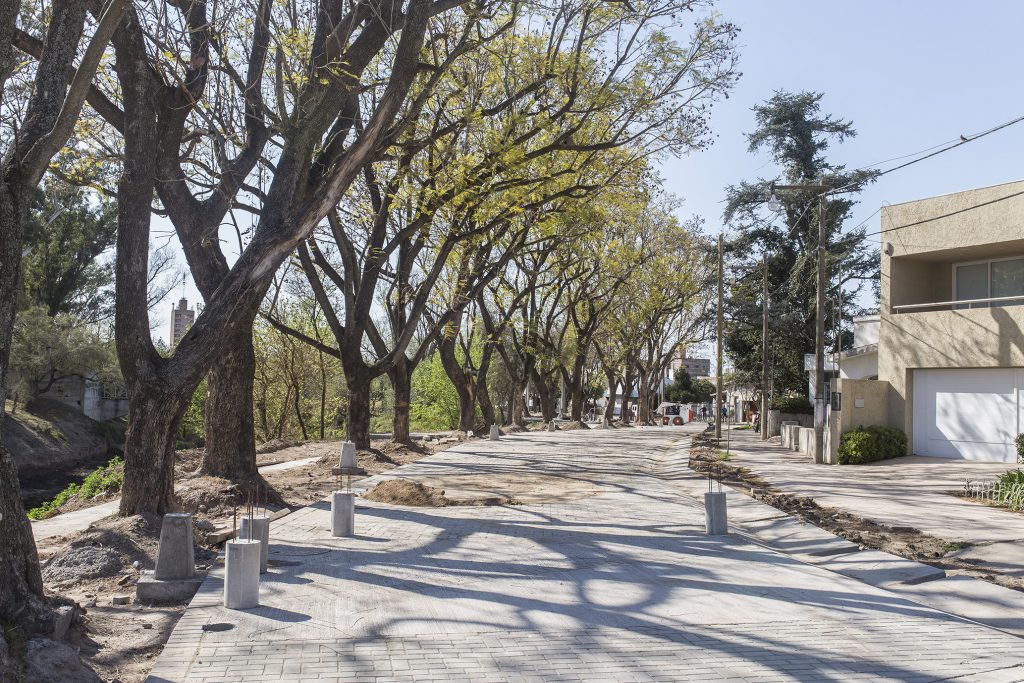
(826, 378, 890, 463)
(879, 180, 1024, 453)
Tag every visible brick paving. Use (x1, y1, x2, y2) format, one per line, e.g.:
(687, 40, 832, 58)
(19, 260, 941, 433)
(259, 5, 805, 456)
(147, 428, 1024, 682)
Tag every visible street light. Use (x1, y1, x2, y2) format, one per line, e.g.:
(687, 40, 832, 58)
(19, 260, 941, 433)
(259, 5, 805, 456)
(767, 181, 830, 465)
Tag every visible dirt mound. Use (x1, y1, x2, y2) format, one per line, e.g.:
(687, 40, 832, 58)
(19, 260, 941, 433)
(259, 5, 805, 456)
(43, 546, 122, 584)
(363, 479, 451, 507)
(41, 514, 161, 589)
(256, 439, 303, 455)
(503, 424, 528, 433)
(176, 474, 284, 517)
(559, 421, 590, 430)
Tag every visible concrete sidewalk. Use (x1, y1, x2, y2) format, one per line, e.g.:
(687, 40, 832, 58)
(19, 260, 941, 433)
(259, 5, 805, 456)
(717, 428, 1024, 573)
(147, 429, 1024, 682)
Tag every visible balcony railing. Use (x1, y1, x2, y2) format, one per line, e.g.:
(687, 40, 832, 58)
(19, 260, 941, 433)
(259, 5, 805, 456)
(892, 294, 1024, 313)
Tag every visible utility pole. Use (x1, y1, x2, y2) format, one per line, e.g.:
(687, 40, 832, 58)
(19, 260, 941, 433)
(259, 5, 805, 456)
(715, 234, 723, 441)
(768, 182, 830, 465)
(761, 256, 769, 441)
(814, 194, 827, 464)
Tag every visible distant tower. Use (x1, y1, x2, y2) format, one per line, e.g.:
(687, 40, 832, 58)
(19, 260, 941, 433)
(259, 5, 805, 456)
(170, 297, 195, 346)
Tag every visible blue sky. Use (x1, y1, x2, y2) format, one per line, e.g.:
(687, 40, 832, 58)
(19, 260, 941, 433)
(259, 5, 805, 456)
(664, 0, 1024, 254)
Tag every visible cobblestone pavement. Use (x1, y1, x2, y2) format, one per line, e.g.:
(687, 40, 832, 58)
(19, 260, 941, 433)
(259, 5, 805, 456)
(147, 428, 1024, 682)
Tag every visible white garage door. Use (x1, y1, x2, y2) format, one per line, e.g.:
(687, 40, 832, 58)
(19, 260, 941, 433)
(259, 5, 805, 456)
(913, 368, 1024, 462)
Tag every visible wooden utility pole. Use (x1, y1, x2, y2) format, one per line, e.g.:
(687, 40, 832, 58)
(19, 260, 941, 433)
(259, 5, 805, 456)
(715, 234, 723, 440)
(761, 256, 769, 440)
(769, 182, 830, 464)
(813, 194, 827, 464)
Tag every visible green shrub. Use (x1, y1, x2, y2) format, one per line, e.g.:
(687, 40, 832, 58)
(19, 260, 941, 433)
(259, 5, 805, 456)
(1016, 433, 1024, 463)
(993, 469, 1024, 510)
(27, 457, 124, 519)
(769, 394, 813, 415)
(837, 426, 907, 465)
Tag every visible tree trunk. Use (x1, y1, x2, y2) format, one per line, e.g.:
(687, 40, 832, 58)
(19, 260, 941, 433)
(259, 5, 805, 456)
(346, 373, 372, 450)
(388, 356, 414, 444)
(568, 355, 586, 422)
(637, 367, 652, 424)
(477, 379, 497, 428)
(511, 385, 526, 427)
(119, 391, 187, 514)
(532, 369, 557, 424)
(437, 336, 477, 433)
(621, 371, 635, 425)
(200, 331, 258, 479)
(604, 373, 617, 423)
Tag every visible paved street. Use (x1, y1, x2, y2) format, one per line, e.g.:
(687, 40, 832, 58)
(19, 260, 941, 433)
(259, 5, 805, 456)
(148, 429, 1024, 682)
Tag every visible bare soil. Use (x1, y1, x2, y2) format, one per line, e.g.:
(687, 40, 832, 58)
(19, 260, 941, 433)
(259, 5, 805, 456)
(560, 421, 590, 430)
(688, 433, 1024, 593)
(363, 477, 523, 507)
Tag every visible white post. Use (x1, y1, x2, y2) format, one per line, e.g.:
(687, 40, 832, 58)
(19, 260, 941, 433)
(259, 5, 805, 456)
(331, 491, 355, 537)
(704, 491, 728, 535)
(224, 539, 261, 609)
(239, 515, 271, 573)
(340, 441, 357, 469)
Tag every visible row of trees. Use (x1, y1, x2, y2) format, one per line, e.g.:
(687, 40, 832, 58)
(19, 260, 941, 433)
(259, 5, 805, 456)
(0, 0, 738, 648)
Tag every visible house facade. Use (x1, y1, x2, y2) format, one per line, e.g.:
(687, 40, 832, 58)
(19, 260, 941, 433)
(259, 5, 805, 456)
(878, 180, 1024, 462)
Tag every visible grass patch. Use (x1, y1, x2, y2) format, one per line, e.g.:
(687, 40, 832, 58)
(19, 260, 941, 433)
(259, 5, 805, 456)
(27, 457, 124, 520)
(942, 541, 971, 553)
(714, 449, 731, 461)
(733, 425, 753, 431)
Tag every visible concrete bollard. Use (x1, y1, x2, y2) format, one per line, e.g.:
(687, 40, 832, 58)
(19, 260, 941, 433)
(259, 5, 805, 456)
(224, 539, 261, 609)
(331, 491, 355, 537)
(704, 491, 728, 535)
(547, 421, 557, 432)
(489, 424, 500, 441)
(239, 515, 271, 573)
(340, 441, 357, 469)
(154, 513, 195, 580)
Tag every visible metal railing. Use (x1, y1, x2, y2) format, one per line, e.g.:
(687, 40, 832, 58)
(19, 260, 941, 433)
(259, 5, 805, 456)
(963, 477, 1024, 511)
(892, 294, 1024, 313)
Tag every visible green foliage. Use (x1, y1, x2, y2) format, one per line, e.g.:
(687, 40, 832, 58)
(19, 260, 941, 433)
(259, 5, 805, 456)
(837, 426, 907, 465)
(8, 306, 119, 408)
(722, 91, 879, 392)
(1016, 433, 1024, 463)
(770, 394, 814, 415)
(176, 379, 207, 449)
(665, 370, 714, 404)
(410, 353, 461, 431)
(20, 181, 117, 319)
(992, 469, 1024, 511)
(27, 457, 124, 519)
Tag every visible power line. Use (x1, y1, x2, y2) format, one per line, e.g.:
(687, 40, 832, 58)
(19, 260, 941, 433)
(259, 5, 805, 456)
(827, 112, 1024, 196)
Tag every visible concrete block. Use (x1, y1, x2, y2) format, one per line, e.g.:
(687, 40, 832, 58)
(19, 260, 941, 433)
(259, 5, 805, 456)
(154, 513, 195, 580)
(704, 491, 728, 535)
(340, 441, 357, 469)
(489, 424, 500, 441)
(331, 491, 355, 537)
(817, 549, 945, 587)
(239, 515, 271, 573)
(224, 539, 261, 609)
(547, 422, 557, 432)
(136, 570, 204, 603)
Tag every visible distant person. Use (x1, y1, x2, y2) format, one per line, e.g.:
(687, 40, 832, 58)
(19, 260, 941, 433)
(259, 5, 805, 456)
(699, 405, 707, 421)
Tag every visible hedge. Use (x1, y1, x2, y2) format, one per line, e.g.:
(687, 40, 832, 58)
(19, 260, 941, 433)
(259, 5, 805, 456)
(837, 426, 907, 465)
(769, 394, 813, 415)
(1016, 433, 1024, 464)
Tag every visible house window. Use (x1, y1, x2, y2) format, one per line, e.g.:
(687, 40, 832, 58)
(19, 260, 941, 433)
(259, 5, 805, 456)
(954, 257, 1024, 308)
